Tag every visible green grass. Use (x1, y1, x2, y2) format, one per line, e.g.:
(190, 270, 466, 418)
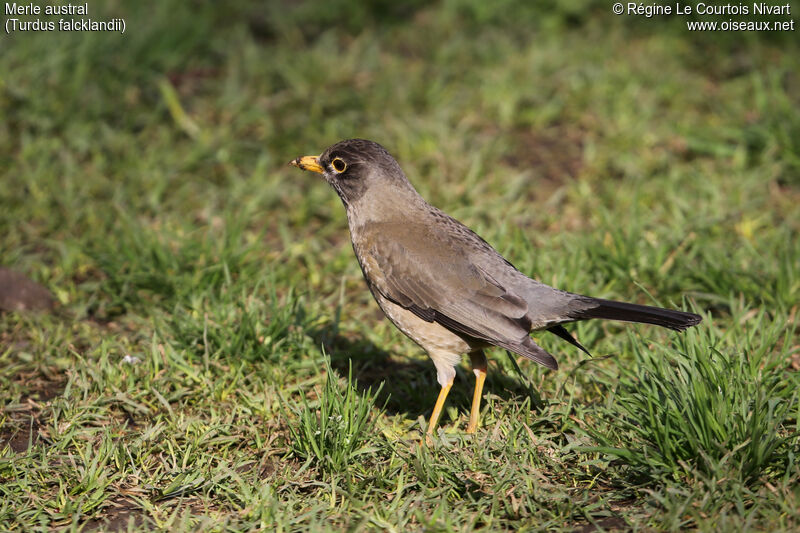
(1, 0, 799, 530)
(283, 359, 385, 474)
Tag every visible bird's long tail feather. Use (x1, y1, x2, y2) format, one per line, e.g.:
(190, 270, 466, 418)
(568, 298, 701, 331)
(547, 324, 592, 356)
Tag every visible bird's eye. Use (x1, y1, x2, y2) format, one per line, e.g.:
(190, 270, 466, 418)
(331, 158, 347, 173)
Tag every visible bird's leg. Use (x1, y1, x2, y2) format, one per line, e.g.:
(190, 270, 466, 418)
(467, 350, 488, 434)
(426, 380, 453, 440)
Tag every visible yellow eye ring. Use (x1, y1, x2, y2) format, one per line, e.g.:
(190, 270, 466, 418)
(331, 158, 347, 173)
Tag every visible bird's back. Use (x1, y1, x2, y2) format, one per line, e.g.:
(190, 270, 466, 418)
(351, 201, 581, 333)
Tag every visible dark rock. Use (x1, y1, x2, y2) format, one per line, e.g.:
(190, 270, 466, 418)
(0, 267, 56, 312)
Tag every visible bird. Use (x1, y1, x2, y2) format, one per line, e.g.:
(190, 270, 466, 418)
(290, 138, 702, 439)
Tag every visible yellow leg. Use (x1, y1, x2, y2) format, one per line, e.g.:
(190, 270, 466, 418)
(467, 350, 488, 434)
(425, 381, 453, 440)
(466, 368, 487, 434)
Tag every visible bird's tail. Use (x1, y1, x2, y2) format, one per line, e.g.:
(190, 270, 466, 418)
(568, 297, 701, 331)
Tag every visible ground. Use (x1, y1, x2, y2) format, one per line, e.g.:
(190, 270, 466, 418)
(1, 1, 799, 531)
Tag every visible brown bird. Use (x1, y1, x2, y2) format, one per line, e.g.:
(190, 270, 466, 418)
(290, 139, 701, 438)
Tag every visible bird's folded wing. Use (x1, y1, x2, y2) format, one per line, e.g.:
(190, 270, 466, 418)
(364, 235, 558, 368)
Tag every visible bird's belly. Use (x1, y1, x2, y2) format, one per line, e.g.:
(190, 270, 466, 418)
(371, 292, 476, 356)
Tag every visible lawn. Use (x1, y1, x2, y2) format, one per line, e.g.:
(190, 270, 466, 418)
(1, 1, 799, 531)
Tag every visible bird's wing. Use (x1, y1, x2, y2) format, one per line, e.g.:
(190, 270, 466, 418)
(360, 222, 558, 369)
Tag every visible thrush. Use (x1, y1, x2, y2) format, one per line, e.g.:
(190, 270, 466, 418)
(290, 139, 702, 438)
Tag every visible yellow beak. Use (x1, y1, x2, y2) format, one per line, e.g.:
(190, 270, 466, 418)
(289, 155, 324, 174)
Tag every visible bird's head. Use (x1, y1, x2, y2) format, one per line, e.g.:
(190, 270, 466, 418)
(290, 139, 414, 208)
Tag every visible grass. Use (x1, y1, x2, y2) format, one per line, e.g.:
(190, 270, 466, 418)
(283, 359, 385, 474)
(1, 0, 799, 530)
